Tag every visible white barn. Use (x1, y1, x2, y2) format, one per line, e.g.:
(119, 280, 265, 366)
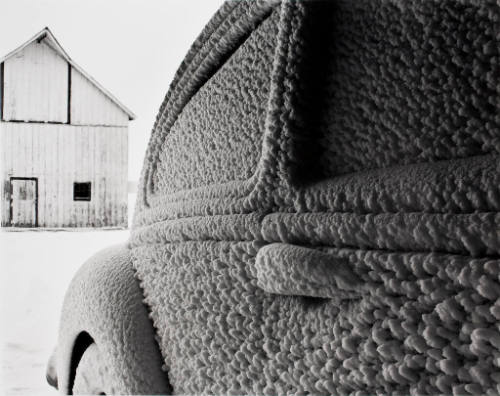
(1, 27, 135, 228)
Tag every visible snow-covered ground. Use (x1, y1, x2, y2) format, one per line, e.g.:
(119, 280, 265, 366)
(1, 196, 136, 395)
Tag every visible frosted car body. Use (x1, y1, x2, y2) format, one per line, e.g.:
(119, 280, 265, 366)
(50, 1, 500, 394)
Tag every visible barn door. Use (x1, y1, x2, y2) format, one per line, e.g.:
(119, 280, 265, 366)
(10, 178, 38, 227)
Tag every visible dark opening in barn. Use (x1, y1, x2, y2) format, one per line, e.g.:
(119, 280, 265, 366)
(73, 182, 91, 201)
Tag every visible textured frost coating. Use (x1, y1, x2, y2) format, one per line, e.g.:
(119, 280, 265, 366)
(54, 0, 500, 394)
(313, 0, 500, 176)
(129, 0, 500, 394)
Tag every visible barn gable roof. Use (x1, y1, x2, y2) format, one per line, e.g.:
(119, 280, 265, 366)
(0, 27, 136, 120)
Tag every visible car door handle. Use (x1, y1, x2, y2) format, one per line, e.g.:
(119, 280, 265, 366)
(254, 243, 365, 300)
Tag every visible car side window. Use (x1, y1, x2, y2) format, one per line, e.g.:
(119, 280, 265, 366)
(153, 11, 280, 196)
(290, 1, 499, 182)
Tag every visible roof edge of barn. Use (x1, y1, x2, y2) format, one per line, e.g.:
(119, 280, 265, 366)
(0, 27, 136, 120)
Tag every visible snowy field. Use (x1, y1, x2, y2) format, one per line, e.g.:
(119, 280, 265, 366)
(1, 197, 136, 395)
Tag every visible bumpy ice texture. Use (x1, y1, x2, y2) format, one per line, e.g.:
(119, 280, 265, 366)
(53, 0, 500, 395)
(130, 0, 500, 394)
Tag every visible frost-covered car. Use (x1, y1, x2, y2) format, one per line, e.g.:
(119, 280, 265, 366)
(48, 0, 500, 394)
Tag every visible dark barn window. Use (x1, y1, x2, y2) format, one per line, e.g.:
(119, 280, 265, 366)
(73, 182, 91, 201)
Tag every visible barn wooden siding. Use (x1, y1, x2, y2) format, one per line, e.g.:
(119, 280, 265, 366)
(1, 123, 128, 227)
(1, 30, 132, 228)
(1, 40, 129, 127)
(71, 69, 129, 127)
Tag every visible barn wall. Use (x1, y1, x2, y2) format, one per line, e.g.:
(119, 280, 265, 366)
(1, 122, 128, 228)
(3, 41, 68, 123)
(70, 69, 129, 126)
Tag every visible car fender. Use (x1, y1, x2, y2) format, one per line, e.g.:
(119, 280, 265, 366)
(50, 244, 171, 394)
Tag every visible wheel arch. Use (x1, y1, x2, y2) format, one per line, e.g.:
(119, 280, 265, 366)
(51, 244, 171, 394)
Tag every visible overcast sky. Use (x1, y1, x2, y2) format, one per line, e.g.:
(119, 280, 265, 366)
(0, 0, 223, 181)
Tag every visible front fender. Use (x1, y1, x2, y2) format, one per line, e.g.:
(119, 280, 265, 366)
(51, 244, 170, 394)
